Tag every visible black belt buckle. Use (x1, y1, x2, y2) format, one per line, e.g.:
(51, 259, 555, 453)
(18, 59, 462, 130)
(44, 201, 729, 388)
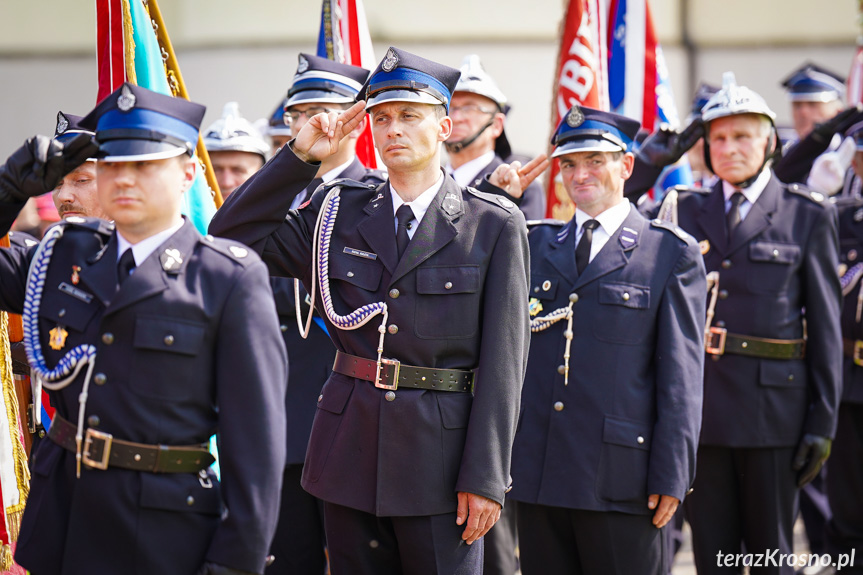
(705, 327, 727, 356)
(375, 358, 400, 391)
(82, 428, 113, 470)
(854, 340, 863, 367)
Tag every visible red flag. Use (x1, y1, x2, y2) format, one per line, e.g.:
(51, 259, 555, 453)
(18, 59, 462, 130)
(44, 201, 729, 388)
(545, 0, 607, 219)
(95, 0, 128, 103)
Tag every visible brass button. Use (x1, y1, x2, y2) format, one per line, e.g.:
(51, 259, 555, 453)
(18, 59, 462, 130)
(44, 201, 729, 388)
(369, 540, 380, 549)
(718, 290, 728, 300)
(94, 373, 107, 385)
(637, 436, 645, 444)
(389, 289, 400, 299)
(534, 287, 540, 293)
(102, 333, 114, 345)
(318, 394, 323, 402)
(347, 271, 355, 278)
(186, 496, 195, 506)
(741, 341, 748, 348)
(542, 280, 552, 292)
(87, 415, 100, 427)
(58, 308, 66, 318)
(444, 282, 453, 290)
(164, 334, 175, 346)
(850, 249, 859, 261)
(622, 292, 630, 301)
(569, 293, 579, 304)
(553, 401, 564, 412)
(385, 391, 396, 402)
(557, 365, 566, 375)
(772, 249, 780, 258)
(787, 374, 794, 382)
(388, 324, 398, 334)
(280, 324, 288, 332)
(721, 259, 732, 269)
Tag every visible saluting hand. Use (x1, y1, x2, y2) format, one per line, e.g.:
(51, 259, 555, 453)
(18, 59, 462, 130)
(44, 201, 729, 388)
(456, 491, 502, 545)
(292, 100, 367, 163)
(488, 153, 550, 199)
(648, 493, 680, 528)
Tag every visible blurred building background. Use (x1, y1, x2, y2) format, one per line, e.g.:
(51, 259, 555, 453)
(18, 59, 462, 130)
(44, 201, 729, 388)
(0, 0, 855, 159)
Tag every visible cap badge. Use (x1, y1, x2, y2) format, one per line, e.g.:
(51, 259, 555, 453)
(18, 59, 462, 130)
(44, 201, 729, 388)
(566, 105, 585, 128)
(118, 85, 137, 112)
(56, 112, 69, 135)
(382, 48, 399, 73)
(297, 55, 309, 74)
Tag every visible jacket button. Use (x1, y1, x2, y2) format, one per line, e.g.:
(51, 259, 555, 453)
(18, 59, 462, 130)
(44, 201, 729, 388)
(557, 365, 566, 375)
(622, 292, 630, 301)
(718, 290, 728, 300)
(102, 333, 114, 345)
(534, 286, 540, 293)
(280, 324, 288, 332)
(553, 401, 564, 412)
(164, 334, 175, 346)
(772, 249, 780, 258)
(318, 394, 323, 402)
(369, 540, 380, 549)
(186, 496, 195, 506)
(787, 374, 794, 382)
(87, 415, 100, 427)
(94, 373, 107, 385)
(389, 289, 400, 299)
(388, 324, 398, 334)
(58, 308, 66, 318)
(637, 436, 645, 444)
(385, 391, 396, 402)
(569, 293, 579, 303)
(721, 259, 732, 269)
(347, 271, 355, 278)
(444, 282, 453, 290)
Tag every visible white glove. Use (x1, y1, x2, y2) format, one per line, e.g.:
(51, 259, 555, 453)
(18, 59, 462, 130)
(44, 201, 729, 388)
(807, 137, 856, 195)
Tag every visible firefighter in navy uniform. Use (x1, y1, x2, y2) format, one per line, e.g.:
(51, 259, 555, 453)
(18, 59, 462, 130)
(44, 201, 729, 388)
(506, 105, 705, 575)
(0, 83, 287, 575)
(210, 46, 531, 575)
(649, 73, 842, 575)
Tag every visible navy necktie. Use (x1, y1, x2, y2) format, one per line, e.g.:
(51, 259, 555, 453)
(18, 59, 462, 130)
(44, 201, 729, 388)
(726, 192, 745, 242)
(575, 220, 600, 275)
(118, 248, 136, 285)
(395, 205, 414, 260)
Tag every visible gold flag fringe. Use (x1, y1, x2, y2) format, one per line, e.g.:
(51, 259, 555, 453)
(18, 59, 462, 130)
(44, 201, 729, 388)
(0, 312, 29, 543)
(122, 0, 137, 85)
(0, 542, 12, 571)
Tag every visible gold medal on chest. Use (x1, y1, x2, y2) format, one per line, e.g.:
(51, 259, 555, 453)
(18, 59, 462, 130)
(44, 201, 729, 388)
(71, 265, 81, 285)
(699, 239, 710, 255)
(49, 326, 69, 351)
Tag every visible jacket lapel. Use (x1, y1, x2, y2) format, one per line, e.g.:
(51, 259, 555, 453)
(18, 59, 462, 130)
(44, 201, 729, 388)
(695, 183, 729, 256)
(574, 204, 642, 288)
(726, 175, 778, 256)
(78, 234, 121, 308)
(357, 183, 399, 275)
(545, 219, 579, 287)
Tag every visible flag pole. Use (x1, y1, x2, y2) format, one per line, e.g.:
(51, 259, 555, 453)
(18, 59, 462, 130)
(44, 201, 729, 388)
(144, 0, 224, 208)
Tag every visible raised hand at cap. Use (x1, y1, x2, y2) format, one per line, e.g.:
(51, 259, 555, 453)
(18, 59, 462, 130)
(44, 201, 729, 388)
(637, 118, 705, 169)
(488, 153, 550, 199)
(0, 133, 98, 202)
(813, 103, 863, 144)
(292, 100, 367, 163)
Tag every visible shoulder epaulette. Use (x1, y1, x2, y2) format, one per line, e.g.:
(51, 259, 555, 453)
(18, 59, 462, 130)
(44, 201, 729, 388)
(786, 182, 828, 205)
(465, 188, 517, 212)
(201, 235, 257, 265)
(670, 185, 711, 196)
(323, 177, 379, 191)
(649, 217, 694, 243)
(55, 216, 114, 236)
(526, 218, 566, 228)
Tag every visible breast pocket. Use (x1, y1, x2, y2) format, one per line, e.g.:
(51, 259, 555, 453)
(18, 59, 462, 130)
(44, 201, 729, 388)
(746, 241, 800, 294)
(329, 251, 383, 292)
(530, 274, 560, 302)
(593, 282, 650, 345)
(39, 293, 99, 334)
(415, 265, 481, 339)
(130, 315, 208, 400)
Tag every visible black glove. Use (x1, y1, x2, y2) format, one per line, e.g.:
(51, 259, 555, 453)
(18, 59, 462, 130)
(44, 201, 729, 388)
(636, 117, 705, 169)
(196, 562, 258, 575)
(811, 103, 863, 144)
(0, 133, 99, 202)
(792, 433, 832, 487)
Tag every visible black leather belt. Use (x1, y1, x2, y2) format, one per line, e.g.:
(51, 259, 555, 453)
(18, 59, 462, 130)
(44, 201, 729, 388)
(705, 327, 805, 360)
(843, 338, 863, 366)
(332, 351, 474, 392)
(49, 415, 214, 473)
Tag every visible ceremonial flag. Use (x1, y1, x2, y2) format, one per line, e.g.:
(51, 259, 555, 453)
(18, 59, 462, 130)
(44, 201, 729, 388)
(95, 0, 220, 233)
(848, 1, 863, 104)
(317, 0, 378, 168)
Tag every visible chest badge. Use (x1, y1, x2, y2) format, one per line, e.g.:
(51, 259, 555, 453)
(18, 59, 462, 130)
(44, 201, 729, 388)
(699, 239, 710, 255)
(49, 326, 69, 351)
(529, 297, 543, 317)
(160, 248, 184, 271)
(71, 265, 81, 285)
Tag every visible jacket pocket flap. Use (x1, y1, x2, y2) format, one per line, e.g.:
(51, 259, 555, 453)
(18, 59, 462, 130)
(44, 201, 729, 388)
(437, 393, 473, 429)
(330, 252, 383, 292)
(759, 359, 806, 388)
(749, 241, 800, 264)
(599, 282, 650, 309)
(39, 296, 99, 332)
(529, 275, 559, 300)
(417, 265, 480, 295)
(317, 378, 354, 415)
(603, 416, 651, 450)
(133, 316, 206, 356)
(139, 471, 222, 515)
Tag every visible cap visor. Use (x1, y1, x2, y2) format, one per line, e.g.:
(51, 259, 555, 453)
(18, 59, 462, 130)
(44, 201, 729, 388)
(552, 138, 625, 158)
(97, 140, 189, 162)
(787, 92, 840, 103)
(286, 91, 356, 107)
(366, 90, 444, 110)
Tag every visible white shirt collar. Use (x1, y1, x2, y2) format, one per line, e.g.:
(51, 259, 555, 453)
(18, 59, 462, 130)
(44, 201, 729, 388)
(391, 171, 445, 228)
(116, 219, 185, 265)
(447, 150, 496, 188)
(722, 168, 771, 206)
(574, 199, 631, 238)
(321, 157, 356, 184)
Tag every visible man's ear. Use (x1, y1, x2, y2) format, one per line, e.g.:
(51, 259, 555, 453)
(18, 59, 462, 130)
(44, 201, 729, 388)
(181, 155, 197, 190)
(620, 152, 636, 181)
(439, 116, 453, 142)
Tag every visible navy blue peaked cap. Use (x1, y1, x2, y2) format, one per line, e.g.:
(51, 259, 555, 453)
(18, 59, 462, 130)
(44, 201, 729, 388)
(551, 104, 641, 158)
(53, 111, 94, 144)
(781, 63, 845, 103)
(361, 47, 461, 111)
(266, 99, 292, 137)
(81, 82, 206, 162)
(287, 53, 369, 107)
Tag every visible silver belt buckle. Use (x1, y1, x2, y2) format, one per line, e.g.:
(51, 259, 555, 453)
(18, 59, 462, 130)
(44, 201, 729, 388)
(375, 358, 400, 391)
(82, 428, 113, 470)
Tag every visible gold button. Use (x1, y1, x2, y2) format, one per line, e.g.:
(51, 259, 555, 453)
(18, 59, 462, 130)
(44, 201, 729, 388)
(622, 292, 630, 301)
(721, 259, 732, 269)
(741, 341, 748, 348)
(542, 280, 552, 291)
(553, 401, 564, 412)
(87, 415, 100, 427)
(280, 324, 288, 332)
(58, 309, 66, 318)
(385, 391, 396, 402)
(102, 333, 114, 345)
(164, 334, 175, 346)
(317, 394, 323, 402)
(637, 436, 645, 444)
(569, 293, 579, 303)
(186, 496, 195, 506)
(444, 282, 453, 290)
(557, 365, 566, 375)
(389, 289, 400, 298)
(719, 290, 728, 300)
(94, 373, 107, 385)
(787, 374, 794, 382)
(347, 271, 355, 278)
(388, 324, 398, 334)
